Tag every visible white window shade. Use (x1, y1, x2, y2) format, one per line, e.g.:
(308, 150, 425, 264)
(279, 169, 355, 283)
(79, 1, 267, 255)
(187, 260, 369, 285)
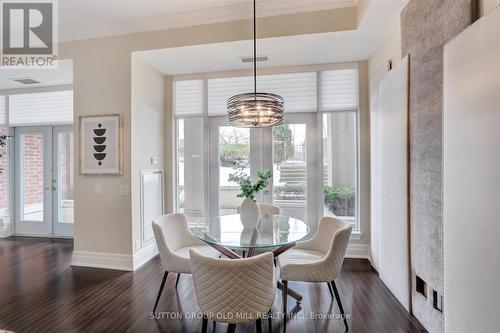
(208, 72, 317, 116)
(174, 80, 204, 116)
(0, 96, 6, 126)
(9, 90, 73, 126)
(320, 69, 359, 111)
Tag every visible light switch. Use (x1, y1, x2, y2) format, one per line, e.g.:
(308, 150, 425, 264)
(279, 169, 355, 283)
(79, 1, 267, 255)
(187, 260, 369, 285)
(150, 157, 159, 165)
(119, 185, 129, 196)
(94, 184, 102, 195)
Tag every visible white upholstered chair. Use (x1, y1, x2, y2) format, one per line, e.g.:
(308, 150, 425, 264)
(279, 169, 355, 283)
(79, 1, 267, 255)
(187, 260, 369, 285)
(258, 203, 280, 215)
(189, 250, 277, 333)
(151, 213, 220, 312)
(278, 216, 352, 329)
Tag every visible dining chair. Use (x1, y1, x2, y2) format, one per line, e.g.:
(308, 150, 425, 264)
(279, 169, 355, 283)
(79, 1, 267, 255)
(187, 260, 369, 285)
(151, 213, 220, 312)
(259, 203, 280, 215)
(189, 250, 276, 333)
(278, 216, 352, 330)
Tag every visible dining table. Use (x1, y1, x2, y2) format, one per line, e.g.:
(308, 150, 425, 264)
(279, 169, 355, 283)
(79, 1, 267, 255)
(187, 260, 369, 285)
(191, 213, 310, 302)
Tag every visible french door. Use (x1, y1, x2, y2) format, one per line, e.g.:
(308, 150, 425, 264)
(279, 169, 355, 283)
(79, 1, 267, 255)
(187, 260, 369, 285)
(209, 113, 318, 225)
(14, 126, 74, 237)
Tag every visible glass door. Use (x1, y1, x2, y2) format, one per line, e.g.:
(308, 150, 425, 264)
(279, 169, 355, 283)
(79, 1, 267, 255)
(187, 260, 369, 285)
(52, 127, 74, 236)
(209, 114, 317, 225)
(263, 114, 318, 224)
(14, 127, 52, 235)
(14, 126, 74, 237)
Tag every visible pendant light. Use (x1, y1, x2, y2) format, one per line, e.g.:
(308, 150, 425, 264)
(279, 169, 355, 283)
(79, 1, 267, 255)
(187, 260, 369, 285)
(227, 0, 284, 128)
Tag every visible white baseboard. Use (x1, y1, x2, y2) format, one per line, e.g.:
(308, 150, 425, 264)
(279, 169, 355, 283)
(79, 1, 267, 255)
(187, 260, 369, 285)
(71, 243, 159, 272)
(71, 250, 134, 271)
(133, 242, 158, 270)
(346, 243, 371, 260)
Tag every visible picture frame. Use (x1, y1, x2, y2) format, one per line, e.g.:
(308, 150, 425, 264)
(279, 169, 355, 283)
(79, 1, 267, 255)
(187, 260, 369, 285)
(79, 114, 122, 175)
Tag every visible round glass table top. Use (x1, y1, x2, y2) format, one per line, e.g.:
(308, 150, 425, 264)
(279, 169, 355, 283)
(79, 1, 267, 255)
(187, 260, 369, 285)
(191, 214, 309, 249)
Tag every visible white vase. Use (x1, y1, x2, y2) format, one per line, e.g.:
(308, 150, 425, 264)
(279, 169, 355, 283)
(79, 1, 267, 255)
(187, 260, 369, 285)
(239, 198, 261, 228)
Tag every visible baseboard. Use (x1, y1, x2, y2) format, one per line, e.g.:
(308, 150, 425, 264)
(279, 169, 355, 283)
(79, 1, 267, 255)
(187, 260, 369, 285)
(71, 250, 134, 271)
(133, 242, 158, 270)
(346, 243, 371, 260)
(71, 243, 159, 272)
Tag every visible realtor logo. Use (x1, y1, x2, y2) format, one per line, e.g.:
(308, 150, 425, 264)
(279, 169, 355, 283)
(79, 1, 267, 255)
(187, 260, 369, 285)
(1, 0, 58, 68)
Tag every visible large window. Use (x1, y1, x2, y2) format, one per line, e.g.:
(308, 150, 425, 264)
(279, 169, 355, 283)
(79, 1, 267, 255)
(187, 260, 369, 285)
(174, 66, 360, 231)
(0, 127, 10, 220)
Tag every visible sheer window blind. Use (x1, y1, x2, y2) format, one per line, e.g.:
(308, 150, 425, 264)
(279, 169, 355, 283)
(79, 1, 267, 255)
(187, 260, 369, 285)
(9, 90, 73, 125)
(207, 72, 317, 116)
(174, 80, 204, 116)
(0, 96, 6, 126)
(320, 68, 359, 112)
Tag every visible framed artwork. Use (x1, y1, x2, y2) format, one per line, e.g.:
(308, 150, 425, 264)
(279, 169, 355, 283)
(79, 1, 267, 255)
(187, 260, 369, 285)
(79, 114, 122, 175)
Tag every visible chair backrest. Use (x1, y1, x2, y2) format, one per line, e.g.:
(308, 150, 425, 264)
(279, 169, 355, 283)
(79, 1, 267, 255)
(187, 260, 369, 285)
(190, 250, 276, 324)
(319, 216, 352, 279)
(259, 204, 280, 215)
(152, 213, 199, 270)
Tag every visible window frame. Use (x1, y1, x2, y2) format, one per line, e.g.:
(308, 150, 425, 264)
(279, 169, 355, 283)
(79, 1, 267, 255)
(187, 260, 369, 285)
(172, 63, 361, 233)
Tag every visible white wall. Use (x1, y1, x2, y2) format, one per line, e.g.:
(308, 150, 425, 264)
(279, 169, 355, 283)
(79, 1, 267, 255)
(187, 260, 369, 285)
(367, 17, 402, 270)
(131, 56, 165, 255)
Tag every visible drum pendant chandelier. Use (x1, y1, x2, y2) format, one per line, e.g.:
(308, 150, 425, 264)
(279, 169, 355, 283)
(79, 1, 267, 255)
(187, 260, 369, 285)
(227, 0, 284, 128)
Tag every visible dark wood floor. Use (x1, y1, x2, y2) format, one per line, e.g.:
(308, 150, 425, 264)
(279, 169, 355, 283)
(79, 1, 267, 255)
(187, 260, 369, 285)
(0, 237, 425, 333)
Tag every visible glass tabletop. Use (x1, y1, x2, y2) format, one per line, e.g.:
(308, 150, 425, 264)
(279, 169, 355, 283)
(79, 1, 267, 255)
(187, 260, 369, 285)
(191, 214, 309, 249)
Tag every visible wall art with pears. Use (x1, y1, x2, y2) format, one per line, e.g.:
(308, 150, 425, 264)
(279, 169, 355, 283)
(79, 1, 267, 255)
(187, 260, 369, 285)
(79, 114, 122, 175)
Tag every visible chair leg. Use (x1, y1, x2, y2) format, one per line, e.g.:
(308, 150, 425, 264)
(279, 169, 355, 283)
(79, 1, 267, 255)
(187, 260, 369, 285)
(202, 316, 208, 333)
(331, 280, 348, 331)
(256, 318, 262, 333)
(153, 271, 169, 312)
(226, 324, 236, 333)
(242, 250, 246, 258)
(175, 273, 181, 288)
(282, 280, 288, 318)
(327, 282, 334, 299)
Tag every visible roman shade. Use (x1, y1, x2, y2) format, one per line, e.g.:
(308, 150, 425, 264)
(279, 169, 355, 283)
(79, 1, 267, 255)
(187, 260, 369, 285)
(320, 68, 359, 112)
(174, 80, 204, 116)
(208, 72, 317, 116)
(9, 90, 73, 126)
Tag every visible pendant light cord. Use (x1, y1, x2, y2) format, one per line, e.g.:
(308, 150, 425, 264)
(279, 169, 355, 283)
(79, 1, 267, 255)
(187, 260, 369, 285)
(253, 0, 257, 96)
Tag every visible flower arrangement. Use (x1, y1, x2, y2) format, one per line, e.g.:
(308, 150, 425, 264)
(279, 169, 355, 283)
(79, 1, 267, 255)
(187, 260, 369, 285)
(229, 167, 272, 201)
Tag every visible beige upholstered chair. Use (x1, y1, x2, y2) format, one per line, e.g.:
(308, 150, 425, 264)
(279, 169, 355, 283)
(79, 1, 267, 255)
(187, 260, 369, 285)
(190, 250, 276, 333)
(258, 203, 280, 215)
(278, 216, 352, 329)
(151, 213, 220, 312)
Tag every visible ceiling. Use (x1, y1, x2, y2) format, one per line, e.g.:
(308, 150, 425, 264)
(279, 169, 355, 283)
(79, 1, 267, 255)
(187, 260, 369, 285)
(60, 0, 357, 41)
(136, 0, 407, 75)
(0, 60, 73, 91)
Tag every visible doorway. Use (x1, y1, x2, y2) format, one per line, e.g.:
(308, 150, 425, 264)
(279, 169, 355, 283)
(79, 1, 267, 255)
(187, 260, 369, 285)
(14, 126, 74, 237)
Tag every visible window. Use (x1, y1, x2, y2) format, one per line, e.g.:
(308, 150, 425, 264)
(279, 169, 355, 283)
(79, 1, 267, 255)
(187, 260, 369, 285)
(174, 67, 360, 231)
(322, 112, 358, 228)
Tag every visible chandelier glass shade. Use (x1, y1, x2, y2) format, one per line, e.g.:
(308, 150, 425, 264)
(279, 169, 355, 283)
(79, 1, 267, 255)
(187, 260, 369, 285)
(227, 92, 284, 127)
(227, 0, 284, 127)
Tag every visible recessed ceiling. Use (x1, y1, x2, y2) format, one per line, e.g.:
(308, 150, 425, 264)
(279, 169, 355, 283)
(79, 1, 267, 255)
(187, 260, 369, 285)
(60, 0, 358, 41)
(0, 60, 73, 91)
(135, 1, 407, 75)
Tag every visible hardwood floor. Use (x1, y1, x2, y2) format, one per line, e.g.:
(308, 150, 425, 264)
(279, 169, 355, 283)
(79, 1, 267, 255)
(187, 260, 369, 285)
(0, 237, 426, 333)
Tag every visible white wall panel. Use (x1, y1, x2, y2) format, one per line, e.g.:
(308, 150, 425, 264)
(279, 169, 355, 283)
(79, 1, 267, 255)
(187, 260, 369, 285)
(376, 56, 410, 311)
(443, 8, 500, 333)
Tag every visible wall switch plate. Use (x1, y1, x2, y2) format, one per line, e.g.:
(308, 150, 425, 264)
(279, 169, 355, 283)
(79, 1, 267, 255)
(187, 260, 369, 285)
(150, 157, 159, 165)
(119, 185, 129, 196)
(94, 184, 102, 195)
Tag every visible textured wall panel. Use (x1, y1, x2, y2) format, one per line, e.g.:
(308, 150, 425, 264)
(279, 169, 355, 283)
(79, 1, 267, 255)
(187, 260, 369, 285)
(400, 1, 475, 332)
